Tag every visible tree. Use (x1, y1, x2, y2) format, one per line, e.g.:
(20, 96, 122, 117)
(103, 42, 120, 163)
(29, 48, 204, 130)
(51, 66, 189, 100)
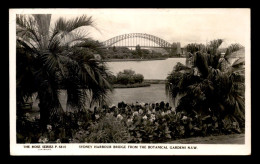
(133, 74, 144, 83)
(135, 44, 142, 58)
(16, 14, 112, 129)
(166, 39, 245, 130)
(115, 69, 144, 85)
(116, 69, 135, 84)
(185, 43, 206, 54)
(170, 42, 178, 56)
(112, 46, 117, 52)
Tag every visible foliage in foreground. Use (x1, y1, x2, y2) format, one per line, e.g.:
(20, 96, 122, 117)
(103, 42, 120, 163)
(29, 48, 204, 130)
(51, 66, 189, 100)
(16, 14, 113, 129)
(166, 39, 245, 129)
(17, 101, 244, 143)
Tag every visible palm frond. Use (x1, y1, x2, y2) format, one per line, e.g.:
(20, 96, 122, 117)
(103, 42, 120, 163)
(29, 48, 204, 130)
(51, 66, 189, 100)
(185, 43, 206, 54)
(48, 36, 61, 54)
(66, 88, 87, 112)
(83, 63, 98, 84)
(193, 52, 209, 77)
(207, 39, 223, 55)
(231, 58, 245, 74)
(48, 15, 93, 52)
(39, 52, 65, 80)
(165, 70, 199, 100)
(52, 15, 93, 39)
(50, 90, 64, 121)
(186, 79, 213, 102)
(95, 68, 113, 91)
(32, 14, 51, 36)
(59, 31, 89, 47)
(16, 15, 42, 49)
(174, 62, 192, 72)
(224, 44, 244, 59)
(89, 86, 111, 108)
(32, 14, 52, 49)
(17, 38, 37, 54)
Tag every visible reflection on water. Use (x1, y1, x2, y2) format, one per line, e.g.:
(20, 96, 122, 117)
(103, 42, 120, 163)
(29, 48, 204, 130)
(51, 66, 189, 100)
(106, 58, 186, 80)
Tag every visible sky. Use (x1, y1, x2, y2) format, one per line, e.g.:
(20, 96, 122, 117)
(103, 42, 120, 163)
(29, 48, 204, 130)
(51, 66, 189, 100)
(18, 9, 251, 48)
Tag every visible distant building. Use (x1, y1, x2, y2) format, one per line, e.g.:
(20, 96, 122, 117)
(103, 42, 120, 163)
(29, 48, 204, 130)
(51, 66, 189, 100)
(176, 42, 181, 54)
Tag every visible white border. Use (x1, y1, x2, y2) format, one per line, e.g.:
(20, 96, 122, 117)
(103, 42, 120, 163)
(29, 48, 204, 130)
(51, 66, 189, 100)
(9, 8, 251, 156)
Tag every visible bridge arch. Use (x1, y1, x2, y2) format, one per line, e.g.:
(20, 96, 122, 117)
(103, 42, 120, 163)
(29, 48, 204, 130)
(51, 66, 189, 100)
(102, 33, 172, 48)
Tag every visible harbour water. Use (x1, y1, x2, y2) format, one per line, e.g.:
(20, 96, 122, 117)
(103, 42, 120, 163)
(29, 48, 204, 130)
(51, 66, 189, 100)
(105, 58, 186, 106)
(106, 58, 186, 80)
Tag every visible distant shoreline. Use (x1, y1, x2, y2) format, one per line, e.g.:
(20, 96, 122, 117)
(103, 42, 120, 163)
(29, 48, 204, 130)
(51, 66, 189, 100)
(103, 58, 167, 62)
(113, 80, 166, 88)
(103, 57, 186, 62)
(113, 83, 151, 88)
(144, 79, 166, 84)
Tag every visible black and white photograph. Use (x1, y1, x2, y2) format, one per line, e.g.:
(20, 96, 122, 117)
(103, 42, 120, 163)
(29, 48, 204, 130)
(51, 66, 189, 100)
(9, 8, 251, 155)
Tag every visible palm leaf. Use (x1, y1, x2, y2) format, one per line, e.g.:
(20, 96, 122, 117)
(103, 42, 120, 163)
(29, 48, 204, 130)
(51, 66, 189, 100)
(232, 58, 245, 68)
(16, 15, 42, 49)
(193, 52, 209, 77)
(224, 44, 244, 59)
(48, 36, 61, 54)
(206, 39, 223, 55)
(83, 63, 98, 84)
(59, 31, 89, 47)
(51, 15, 93, 40)
(39, 52, 65, 80)
(67, 88, 87, 112)
(32, 14, 51, 36)
(32, 14, 52, 49)
(16, 38, 37, 54)
(229, 58, 245, 75)
(174, 62, 191, 72)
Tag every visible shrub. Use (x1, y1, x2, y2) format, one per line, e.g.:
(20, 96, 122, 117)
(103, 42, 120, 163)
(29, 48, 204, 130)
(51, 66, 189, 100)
(116, 73, 133, 85)
(107, 74, 117, 84)
(85, 114, 131, 143)
(16, 112, 42, 143)
(133, 74, 144, 83)
(115, 69, 144, 85)
(17, 102, 243, 143)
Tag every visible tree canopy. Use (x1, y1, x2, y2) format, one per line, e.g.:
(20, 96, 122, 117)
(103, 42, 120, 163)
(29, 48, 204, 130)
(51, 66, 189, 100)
(16, 14, 113, 128)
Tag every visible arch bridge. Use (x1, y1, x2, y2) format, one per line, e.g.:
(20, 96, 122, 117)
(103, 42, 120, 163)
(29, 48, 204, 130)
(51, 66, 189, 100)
(102, 33, 173, 48)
